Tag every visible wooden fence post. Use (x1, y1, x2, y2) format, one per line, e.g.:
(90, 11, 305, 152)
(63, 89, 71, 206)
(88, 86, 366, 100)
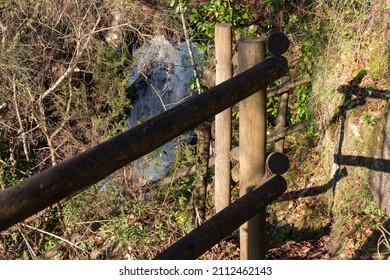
(214, 23, 233, 212)
(237, 37, 267, 260)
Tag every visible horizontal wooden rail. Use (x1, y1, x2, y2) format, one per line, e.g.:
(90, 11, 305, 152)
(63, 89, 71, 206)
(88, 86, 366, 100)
(0, 56, 288, 232)
(267, 73, 310, 98)
(153, 174, 287, 260)
(267, 120, 309, 142)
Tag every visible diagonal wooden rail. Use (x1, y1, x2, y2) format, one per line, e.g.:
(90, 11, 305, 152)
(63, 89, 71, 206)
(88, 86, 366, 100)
(0, 56, 288, 232)
(154, 174, 287, 260)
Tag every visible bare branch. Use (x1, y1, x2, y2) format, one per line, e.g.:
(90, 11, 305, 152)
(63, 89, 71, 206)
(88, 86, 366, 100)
(50, 77, 73, 140)
(91, 23, 153, 41)
(20, 223, 89, 255)
(12, 75, 30, 163)
(0, 22, 7, 50)
(0, 121, 18, 132)
(179, 6, 201, 95)
(138, 70, 167, 111)
(18, 229, 37, 259)
(40, 12, 101, 101)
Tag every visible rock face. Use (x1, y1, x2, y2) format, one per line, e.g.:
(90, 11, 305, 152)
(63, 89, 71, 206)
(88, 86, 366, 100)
(369, 111, 390, 216)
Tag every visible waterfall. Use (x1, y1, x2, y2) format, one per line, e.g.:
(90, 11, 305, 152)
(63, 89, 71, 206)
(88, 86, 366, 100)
(127, 35, 199, 185)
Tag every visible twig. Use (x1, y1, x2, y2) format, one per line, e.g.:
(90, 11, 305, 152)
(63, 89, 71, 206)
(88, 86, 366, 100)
(76, 220, 113, 225)
(178, 4, 201, 95)
(164, 96, 190, 108)
(50, 77, 73, 140)
(20, 223, 89, 255)
(0, 121, 18, 131)
(138, 70, 167, 111)
(12, 74, 30, 163)
(380, 225, 390, 236)
(194, 207, 203, 227)
(90, 24, 153, 41)
(40, 11, 101, 101)
(0, 22, 7, 49)
(376, 225, 390, 259)
(18, 229, 36, 259)
(33, 140, 66, 167)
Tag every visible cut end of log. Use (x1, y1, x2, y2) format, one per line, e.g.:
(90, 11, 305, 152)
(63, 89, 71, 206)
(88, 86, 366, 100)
(266, 32, 290, 56)
(230, 146, 240, 161)
(266, 152, 290, 175)
(231, 162, 240, 183)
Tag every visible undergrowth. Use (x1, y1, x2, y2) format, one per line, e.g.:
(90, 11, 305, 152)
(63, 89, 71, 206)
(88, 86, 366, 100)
(1, 0, 389, 260)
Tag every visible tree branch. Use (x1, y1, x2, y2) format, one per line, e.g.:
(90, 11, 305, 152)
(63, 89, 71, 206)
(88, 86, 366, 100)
(138, 70, 167, 111)
(50, 77, 74, 140)
(179, 5, 201, 95)
(20, 223, 88, 255)
(12, 75, 30, 163)
(0, 22, 7, 50)
(40, 12, 101, 101)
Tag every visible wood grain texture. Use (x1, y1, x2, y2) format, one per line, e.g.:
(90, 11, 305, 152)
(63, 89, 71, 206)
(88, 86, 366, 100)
(238, 38, 267, 260)
(214, 23, 233, 213)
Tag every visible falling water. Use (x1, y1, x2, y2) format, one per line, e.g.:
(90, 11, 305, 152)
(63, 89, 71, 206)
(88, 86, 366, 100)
(127, 35, 199, 185)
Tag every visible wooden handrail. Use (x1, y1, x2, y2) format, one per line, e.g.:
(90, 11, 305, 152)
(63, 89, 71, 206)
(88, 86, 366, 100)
(0, 56, 287, 232)
(154, 174, 287, 260)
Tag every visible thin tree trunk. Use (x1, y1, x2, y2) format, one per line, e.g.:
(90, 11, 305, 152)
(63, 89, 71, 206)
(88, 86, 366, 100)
(178, 5, 211, 225)
(193, 122, 211, 225)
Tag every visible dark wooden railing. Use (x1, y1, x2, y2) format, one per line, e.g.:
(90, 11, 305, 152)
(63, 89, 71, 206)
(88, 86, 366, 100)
(0, 55, 288, 232)
(154, 175, 287, 260)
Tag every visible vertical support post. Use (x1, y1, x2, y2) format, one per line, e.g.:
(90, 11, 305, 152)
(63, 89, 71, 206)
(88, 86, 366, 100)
(237, 38, 267, 260)
(214, 23, 233, 213)
(274, 77, 290, 153)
